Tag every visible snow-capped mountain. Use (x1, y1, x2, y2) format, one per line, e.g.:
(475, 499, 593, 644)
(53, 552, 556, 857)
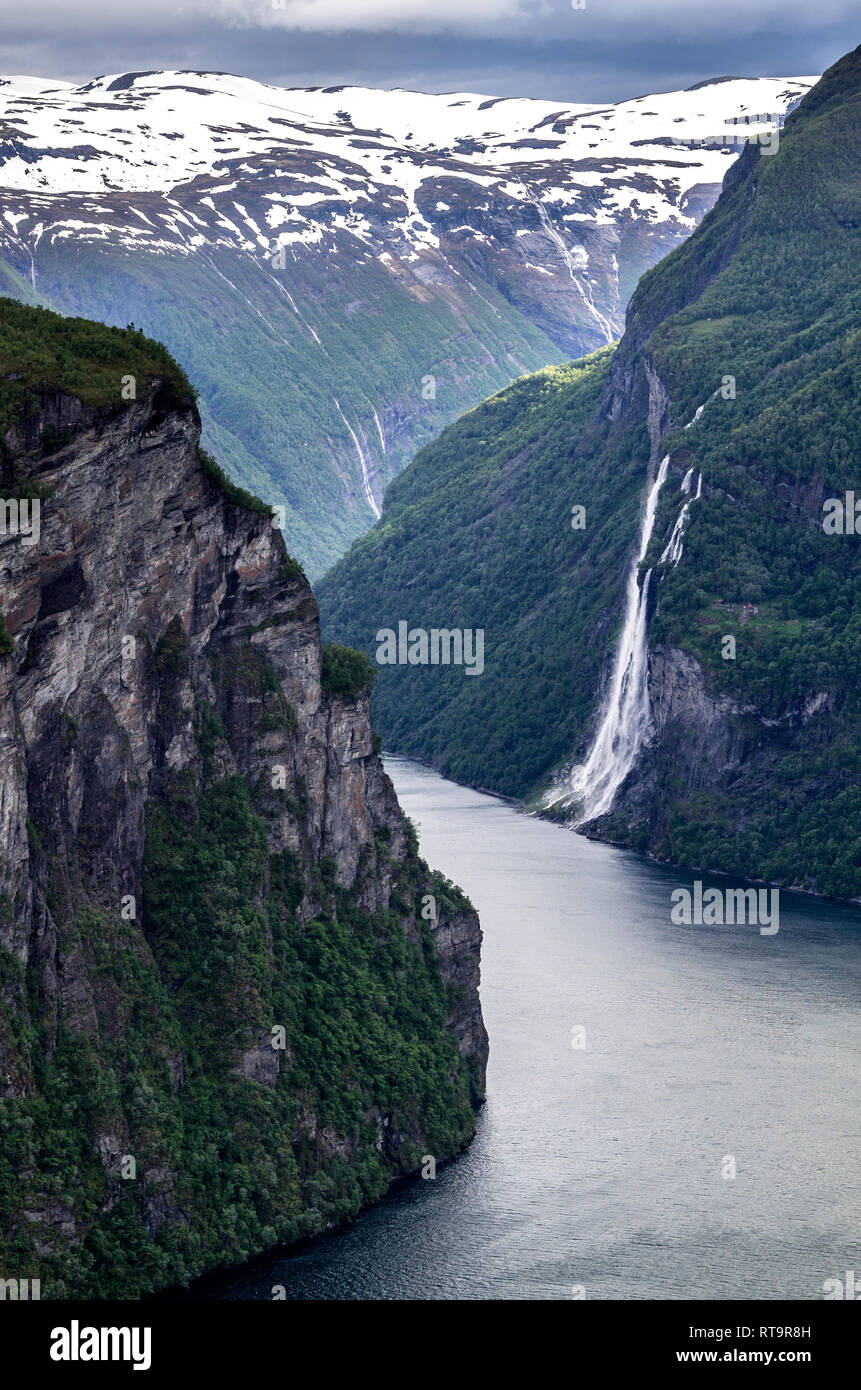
(0, 70, 815, 574)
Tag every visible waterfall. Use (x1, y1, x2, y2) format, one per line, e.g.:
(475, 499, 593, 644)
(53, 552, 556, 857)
(545, 390, 710, 827)
(659, 471, 702, 568)
(334, 398, 381, 519)
(372, 407, 387, 454)
(545, 454, 670, 824)
(527, 193, 616, 344)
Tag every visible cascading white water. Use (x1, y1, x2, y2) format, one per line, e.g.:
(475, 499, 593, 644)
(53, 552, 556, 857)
(372, 407, 387, 454)
(546, 394, 710, 826)
(545, 454, 670, 824)
(660, 470, 702, 568)
(334, 398, 381, 519)
(528, 193, 616, 344)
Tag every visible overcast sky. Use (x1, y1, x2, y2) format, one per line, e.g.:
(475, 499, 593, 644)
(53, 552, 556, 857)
(3, 0, 858, 101)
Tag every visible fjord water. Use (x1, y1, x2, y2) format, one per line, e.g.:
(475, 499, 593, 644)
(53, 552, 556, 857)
(193, 758, 861, 1300)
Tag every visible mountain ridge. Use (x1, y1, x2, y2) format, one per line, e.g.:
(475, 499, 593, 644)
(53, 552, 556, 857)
(0, 68, 814, 574)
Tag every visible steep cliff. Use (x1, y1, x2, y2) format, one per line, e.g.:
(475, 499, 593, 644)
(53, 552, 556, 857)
(321, 45, 861, 899)
(588, 44, 861, 895)
(0, 301, 487, 1298)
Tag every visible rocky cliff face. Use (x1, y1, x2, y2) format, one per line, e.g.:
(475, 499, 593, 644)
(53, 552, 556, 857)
(600, 637, 837, 883)
(573, 47, 861, 897)
(0, 356, 487, 1297)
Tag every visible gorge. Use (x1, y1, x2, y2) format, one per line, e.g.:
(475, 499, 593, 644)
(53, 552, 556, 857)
(1, 32, 858, 1312)
(320, 44, 861, 901)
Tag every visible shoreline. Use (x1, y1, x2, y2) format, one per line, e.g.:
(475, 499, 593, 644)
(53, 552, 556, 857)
(382, 749, 861, 913)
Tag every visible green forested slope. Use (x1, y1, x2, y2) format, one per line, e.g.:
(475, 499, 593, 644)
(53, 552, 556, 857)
(4, 243, 562, 578)
(321, 351, 633, 793)
(0, 297, 194, 429)
(321, 45, 861, 898)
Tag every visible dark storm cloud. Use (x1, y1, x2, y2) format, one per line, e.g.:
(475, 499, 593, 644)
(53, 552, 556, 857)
(2, 2, 857, 99)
